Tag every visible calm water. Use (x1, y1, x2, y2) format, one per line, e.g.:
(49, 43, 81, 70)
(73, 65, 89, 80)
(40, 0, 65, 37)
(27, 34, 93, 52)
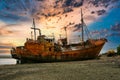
(0, 54, 16, 65)
(0, 58, 16, 65)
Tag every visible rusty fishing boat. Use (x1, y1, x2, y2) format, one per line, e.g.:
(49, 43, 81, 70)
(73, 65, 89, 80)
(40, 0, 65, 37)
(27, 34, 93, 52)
(11, 9, 107, 63)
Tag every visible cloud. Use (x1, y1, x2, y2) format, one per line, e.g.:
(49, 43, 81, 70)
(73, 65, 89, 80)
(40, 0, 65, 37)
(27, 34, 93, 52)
(0, 0, 118, 24)
(0, 42, 14, 53)
(0, 25, 18, 36)
(0, 45, 13, 49)
(36, 0, 43, 1)
(0, 43, 14, 47)
(62, 0, 83, 7)
(90, 22, 120, 37)
(0, 0, 36, 23)
(73, 23, 82, 32)
(0, 27, 13, 36)
(0, 50, 10, 53)
(0, 44, 11, 53)
(88, 0, 119, 8)
(0, 0, 82, 23)
(109, 22, 120, 37)
(96, 9, 106, 16)
(74, 0, 83, 7)
(0, 21, 23, 36)
(111, 23, 120, 31)
(110, 33, 120, 36)
(0, 1, 119, 35)
(90, 28, 109, 38)
(62, 0, 74, 7)
(84, 15, 96, 21)
(0, 43, 14, 54)
(63, 7, 73, 14)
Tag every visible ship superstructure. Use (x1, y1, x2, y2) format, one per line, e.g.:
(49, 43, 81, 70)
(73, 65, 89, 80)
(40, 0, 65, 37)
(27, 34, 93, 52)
(11, 9, 107, 63)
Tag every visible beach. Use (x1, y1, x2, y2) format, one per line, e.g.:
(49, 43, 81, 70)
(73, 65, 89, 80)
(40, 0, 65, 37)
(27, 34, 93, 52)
(0, 56, 120, 80)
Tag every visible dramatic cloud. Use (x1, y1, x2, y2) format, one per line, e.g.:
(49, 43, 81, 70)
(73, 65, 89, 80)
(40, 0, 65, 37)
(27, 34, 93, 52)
(63, 7, 73, 14)
(0, 42, 14, 54)
(88, 0, 118, 8)
(0, 43, 14, 49)
(0, 46, 12, 49)
(111, 23, 120, 31)
(0, 0, 120, 53)
(109, 22, 120, 37)
(84, 15, 96, 21)
(90, 28, 109, 38)
(62, 0, 83, 7)
(90, 22, 120, 38)
(0, 23, 20, 36)
(96, 9, 106, 16)
(0, 0, 118, 24)
(0, 27, 14, 36)
(73, 23, 82, 32)
(110, 33, 120, 36)
(0, 50, 10, 53)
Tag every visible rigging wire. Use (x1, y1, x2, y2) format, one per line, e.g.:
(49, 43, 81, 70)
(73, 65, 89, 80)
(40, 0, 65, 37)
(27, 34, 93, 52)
(83, 22, 92, 39)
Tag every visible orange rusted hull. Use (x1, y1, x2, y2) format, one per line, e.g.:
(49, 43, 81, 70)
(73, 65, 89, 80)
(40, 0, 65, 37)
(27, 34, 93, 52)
(11, 39, 106, 63)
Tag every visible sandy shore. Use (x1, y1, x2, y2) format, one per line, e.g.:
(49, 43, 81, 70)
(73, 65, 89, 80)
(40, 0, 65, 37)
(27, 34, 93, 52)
(0, 56, 120, 80)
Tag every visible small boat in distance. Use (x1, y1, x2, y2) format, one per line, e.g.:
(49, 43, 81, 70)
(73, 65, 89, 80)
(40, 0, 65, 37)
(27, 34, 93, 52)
(11, 9, 107, 63)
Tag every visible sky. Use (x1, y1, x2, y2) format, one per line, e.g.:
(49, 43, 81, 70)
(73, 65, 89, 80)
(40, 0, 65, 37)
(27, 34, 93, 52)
(0, 0, 120, 54)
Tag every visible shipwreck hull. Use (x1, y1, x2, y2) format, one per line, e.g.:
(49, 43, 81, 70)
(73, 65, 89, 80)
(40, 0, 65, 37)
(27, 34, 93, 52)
(13, 43, 105, 63)
(11, 11, 107, 63)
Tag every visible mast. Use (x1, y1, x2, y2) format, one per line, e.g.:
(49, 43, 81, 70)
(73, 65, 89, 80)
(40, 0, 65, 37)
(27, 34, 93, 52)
(32, 18, 36, 40)
(81, 9, 84, 42)
(64, 26, 67, 44)
(31, 18, 42, 41)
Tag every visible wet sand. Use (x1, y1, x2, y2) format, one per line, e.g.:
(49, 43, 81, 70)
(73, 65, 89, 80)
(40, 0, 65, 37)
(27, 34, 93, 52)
(0, 56, 120, 80)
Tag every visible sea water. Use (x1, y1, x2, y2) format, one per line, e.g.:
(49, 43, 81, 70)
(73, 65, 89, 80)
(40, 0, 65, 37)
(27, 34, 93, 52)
(0, 54, 16, 65)
(0, 58, 16, 65)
